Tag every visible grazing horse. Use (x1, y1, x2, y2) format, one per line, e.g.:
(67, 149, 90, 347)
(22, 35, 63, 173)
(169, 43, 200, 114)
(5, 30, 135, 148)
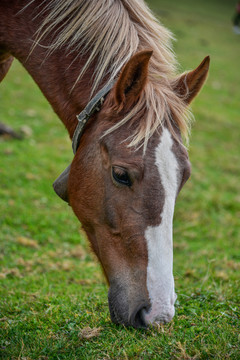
(0, 0, 209, 328)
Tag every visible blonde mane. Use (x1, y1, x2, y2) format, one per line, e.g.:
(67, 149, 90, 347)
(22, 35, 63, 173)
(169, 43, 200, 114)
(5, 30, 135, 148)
(32, 0, 191, 150)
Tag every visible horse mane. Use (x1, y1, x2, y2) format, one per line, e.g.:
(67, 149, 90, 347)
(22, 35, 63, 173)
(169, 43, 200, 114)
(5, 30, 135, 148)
(31, 0, 192, 150)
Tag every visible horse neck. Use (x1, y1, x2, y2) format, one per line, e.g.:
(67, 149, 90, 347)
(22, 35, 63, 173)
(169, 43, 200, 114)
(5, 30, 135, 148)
(0, 1, 97, 138)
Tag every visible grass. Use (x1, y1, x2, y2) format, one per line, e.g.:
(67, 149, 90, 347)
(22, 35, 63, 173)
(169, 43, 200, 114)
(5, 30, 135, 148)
(0, 0, 239, 359)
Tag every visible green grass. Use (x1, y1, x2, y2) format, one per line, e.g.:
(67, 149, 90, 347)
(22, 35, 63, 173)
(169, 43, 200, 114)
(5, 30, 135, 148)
(0, 0, 240, 359)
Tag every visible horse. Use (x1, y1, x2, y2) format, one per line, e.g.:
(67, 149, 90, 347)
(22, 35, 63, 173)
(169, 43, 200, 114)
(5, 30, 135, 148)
(0, 0, 209, 328)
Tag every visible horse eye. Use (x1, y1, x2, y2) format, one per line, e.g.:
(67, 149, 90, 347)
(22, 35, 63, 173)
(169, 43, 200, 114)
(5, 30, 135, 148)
(112, 166, 132, 187)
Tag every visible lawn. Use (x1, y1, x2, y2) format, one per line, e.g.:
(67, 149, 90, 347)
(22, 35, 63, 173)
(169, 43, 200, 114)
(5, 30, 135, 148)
(0, 0, 239, 359)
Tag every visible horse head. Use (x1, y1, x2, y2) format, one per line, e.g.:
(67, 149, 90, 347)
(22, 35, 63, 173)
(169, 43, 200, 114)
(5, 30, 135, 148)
(54, 51, 209, 328)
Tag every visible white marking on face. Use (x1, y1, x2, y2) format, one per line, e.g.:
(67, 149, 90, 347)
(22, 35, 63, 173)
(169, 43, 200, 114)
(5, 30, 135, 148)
(144, 127, 178, 324)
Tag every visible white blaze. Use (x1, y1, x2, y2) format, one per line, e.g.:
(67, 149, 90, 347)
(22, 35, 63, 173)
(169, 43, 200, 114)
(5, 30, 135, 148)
(144, 127, 178, 324)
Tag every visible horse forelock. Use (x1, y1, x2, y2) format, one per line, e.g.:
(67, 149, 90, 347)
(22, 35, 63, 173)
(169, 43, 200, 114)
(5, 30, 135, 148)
(31, 0, 192, 149)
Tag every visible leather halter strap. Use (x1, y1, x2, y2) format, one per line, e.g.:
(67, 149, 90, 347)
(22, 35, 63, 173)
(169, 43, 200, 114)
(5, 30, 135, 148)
(53, 79, 115, 203)
(72, 79, 115, 154)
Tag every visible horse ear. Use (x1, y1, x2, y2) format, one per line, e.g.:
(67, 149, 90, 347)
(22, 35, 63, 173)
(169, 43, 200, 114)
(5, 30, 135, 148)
(52, 165, 70, 203)
(173, 56, 210, 104)
(115, 50, 153, 106)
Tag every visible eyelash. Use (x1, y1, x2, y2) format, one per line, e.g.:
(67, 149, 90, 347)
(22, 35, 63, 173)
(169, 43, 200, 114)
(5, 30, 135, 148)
(111, 166, 132, 187)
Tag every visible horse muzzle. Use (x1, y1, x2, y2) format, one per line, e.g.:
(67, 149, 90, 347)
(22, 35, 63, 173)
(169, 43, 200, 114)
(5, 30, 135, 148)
(108, 280, 151, 329)
(108, 278, 177, 328)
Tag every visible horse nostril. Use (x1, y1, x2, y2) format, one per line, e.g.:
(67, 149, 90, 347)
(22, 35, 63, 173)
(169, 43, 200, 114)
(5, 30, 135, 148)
(129, 302, 150, 329)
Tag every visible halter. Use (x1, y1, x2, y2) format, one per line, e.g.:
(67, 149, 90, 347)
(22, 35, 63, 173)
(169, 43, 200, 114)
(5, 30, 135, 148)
(53, 79, 115, 202)
(72, 79, 115, 154)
